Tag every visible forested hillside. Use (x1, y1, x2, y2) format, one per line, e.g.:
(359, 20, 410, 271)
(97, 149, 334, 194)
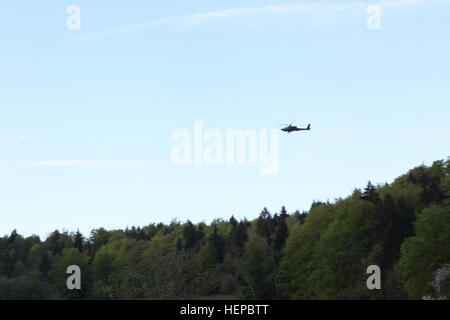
(1, 160, 449, 299)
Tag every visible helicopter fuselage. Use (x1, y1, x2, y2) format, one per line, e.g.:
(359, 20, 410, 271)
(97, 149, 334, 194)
(281, 124, 310, 133)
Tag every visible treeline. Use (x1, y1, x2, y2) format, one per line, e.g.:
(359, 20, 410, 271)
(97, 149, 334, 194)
(0, 160, 449, 300)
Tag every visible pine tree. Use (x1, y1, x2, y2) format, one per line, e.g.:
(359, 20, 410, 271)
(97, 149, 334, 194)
(256, 208, 274, 245)
(44, 230, 62, 256)
(39, 251, 51, 276)
(7, 229, 18, 244)
(272, 215, 288, 254)
(229, 216, 238, 228)
(210, 225, 225, 263)
(74, 230, 84, 252)
(231, 220, 249, 252)
(362, 181, 380, 204)
(182, 221, 197, 250)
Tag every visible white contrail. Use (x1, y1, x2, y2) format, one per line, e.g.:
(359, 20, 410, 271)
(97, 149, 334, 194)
(1, 135, 41, 142)
(14, 135, 41, 141)
(69, 0, 448, 42)
(35, 160, 150, 168)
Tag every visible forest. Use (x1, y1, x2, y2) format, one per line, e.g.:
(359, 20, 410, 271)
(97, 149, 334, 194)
(0, 159, 449, 300)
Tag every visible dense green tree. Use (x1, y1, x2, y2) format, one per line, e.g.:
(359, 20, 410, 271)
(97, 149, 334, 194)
(39, 251, 51, 276)
(244, 234, 276, 299)
(47, 248, 90, 299)
(231, 220, 249, 252)
(256, 208, 274, 244)
(209, 225, 225, 264)
(182, 220, 197, 250)
(73, 230, 84, 252)
(277, 203, 335, 299)
(0, 159, 448, 300)
(397, 202, 450, 299)
(309, 198, 374, 299)
(272, 211, 289, 254)
(0, 276, 59, 299)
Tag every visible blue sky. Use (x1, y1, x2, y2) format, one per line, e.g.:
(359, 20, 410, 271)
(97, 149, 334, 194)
(0, 0, 449, 239)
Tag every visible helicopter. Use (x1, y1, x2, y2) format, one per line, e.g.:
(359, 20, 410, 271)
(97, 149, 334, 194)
(281, 123, 311, 133)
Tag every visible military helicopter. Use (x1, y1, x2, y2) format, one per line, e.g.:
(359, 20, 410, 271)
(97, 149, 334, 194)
(281, 123, 311, 133)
